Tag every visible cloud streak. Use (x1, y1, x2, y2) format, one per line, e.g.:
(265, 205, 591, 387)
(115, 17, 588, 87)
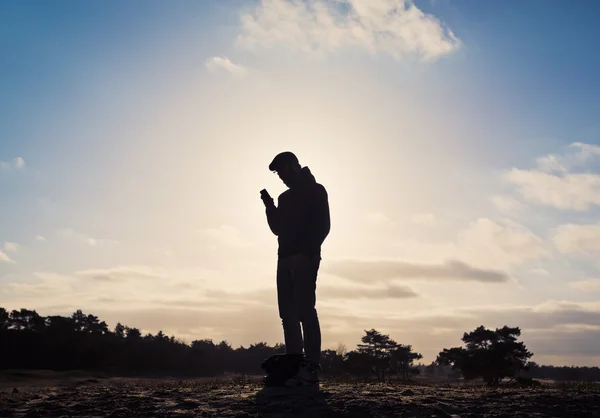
(319, 283, 418, 299)
(5, 265, 600, 364)
(569, 278, 600, 292)
(203, 283, 418, 302)
(75, 265, 167, 282)
(322, 258, 509, 283)
(237, 0, 460, 61)
(82, 299, 600, 364)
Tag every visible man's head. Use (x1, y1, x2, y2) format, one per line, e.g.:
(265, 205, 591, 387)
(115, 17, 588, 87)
(269, 151, 302, 187)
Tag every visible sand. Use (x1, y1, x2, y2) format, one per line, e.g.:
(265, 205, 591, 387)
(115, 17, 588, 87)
(1, 372, 599, 417)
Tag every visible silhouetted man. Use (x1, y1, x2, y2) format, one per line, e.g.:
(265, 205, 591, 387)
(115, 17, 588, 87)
(260, 151, 330, 386)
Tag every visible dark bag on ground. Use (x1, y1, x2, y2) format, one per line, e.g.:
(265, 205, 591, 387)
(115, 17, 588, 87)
(261, 354, 303, 386)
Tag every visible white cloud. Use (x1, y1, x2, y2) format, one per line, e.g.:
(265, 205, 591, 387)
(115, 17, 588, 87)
(3, 242, 19, 253)
(395, 218, 548, 271)
(57, 228, 118, 247)
(535, 153, 568, 174)
(505, 169, 600, 211)
(0, 157, 25, 171)
(536, 142, 600, 174)
(0, 250, 14, 264)
(411, 212, 436, 227)
(35, 236, 46, 242)
(572, 142, 600, 160)
(364, 212, 392, 226)
(504, 142, 600, 211)
(197, 225, 253, 248)
(491, 195, 527, 214)
(237, 0, 460, 62)
(204, 56, 248, 77)
(553, 223, 600, 254)
(569, 278, 600, 292)
(530, 268, 550, 277)
(458, 218, 549, 267)
(3, 272, 76, 298)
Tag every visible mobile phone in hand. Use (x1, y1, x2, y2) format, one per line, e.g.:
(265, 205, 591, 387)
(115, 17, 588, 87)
(260, 189, 274, 207)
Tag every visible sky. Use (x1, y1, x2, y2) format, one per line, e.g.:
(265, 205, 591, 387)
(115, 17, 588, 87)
(2, 0, 600, 367)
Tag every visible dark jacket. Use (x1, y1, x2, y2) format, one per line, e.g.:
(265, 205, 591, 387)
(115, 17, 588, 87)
(265, 167, 330, 259)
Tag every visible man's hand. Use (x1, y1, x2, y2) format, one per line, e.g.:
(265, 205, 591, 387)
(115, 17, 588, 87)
(263, 189, 279, 235)
(260, 189, 275, 209)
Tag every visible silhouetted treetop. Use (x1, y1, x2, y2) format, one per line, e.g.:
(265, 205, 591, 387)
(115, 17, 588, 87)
(437, 325, 533, 386)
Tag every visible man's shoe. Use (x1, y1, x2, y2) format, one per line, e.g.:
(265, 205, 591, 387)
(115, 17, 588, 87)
(283, 361, 319, 387)
(261, 354, 305, 387)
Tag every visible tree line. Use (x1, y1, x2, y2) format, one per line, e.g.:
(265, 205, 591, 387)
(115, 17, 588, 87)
(1, 307, 598, 384)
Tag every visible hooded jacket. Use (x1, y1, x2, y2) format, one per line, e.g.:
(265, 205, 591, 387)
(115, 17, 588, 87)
(265, 167, 330, 259)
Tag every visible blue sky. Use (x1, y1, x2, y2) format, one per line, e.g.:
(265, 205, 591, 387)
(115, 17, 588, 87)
(2, 0, 600, 366)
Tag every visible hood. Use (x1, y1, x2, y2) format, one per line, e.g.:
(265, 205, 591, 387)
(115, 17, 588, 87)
(299, 166, 316, 184)
(289, 166, 317, 189)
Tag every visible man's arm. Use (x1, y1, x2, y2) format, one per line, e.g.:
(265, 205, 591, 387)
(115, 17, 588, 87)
(265, 198, 280, 236)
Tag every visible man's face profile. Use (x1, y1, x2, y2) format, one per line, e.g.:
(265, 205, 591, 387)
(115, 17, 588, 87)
(276, 163, 293, 187)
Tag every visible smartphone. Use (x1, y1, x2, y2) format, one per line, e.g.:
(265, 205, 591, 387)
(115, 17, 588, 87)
(260, 189, 274, 208)
(260, 189, 271, 200)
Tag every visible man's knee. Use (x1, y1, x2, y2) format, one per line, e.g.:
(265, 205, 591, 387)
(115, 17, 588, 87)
(298, 306, 318, 323)
(279, 306, 297, 320)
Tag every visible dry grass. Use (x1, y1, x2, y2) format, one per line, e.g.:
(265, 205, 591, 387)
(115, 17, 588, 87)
(1, 371, 599, 417)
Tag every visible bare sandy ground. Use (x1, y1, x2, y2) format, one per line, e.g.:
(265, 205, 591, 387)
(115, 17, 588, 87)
(1, 372, 599, 417)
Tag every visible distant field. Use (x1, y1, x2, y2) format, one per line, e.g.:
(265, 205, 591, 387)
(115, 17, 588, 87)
(1, 371, 600, 417)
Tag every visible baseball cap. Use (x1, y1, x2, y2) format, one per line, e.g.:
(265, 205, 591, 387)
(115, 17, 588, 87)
(269, 151, 299, 172)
